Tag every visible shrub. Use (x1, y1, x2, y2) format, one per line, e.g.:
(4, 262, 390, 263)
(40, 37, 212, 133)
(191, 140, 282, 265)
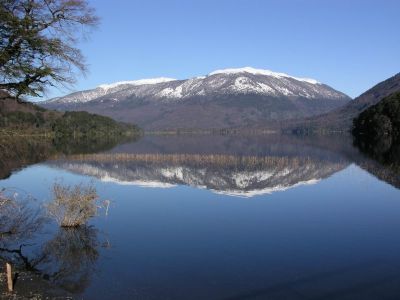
(47, 183, 99, 227)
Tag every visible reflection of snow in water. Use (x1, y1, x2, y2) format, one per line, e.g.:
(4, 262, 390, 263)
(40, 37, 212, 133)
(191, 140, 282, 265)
(46, 155, 346, 198)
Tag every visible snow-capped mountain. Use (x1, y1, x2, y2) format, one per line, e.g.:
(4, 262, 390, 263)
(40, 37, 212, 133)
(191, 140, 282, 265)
(50, 77, 177, 104)
(42, 67, 351, 129)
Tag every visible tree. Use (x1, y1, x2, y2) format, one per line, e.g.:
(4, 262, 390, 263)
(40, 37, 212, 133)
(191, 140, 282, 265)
(353, 91, 400, 163)
(0, 0, 99, 98)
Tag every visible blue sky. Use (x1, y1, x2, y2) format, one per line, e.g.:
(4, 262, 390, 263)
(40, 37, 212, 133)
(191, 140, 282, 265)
(46, 0, 400, 99)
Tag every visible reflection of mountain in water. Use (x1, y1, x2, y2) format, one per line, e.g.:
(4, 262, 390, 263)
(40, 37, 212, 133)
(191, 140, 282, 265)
(1, 133, 398, 194)
(48, 153, 349, 197)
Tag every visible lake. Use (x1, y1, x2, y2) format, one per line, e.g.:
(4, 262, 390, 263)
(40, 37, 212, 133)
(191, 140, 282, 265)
(1, 134, 400, 299)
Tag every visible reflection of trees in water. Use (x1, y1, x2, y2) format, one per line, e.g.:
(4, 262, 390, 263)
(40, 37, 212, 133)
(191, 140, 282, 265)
(0, 189, 46, 249)
(0, 135, 140, 180)
(52, 134, 140, 155)
(0, 138, 54, 179)
(62, 152, 336, 167)
(0, 192, 103, 295)
(353, 137, 400, 189)
(354, 135, 400, 166)
(40, 226, 100, 293)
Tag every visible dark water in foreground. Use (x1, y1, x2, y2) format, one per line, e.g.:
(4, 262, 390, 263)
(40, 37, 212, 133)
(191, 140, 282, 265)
(1, 134, 400, 299)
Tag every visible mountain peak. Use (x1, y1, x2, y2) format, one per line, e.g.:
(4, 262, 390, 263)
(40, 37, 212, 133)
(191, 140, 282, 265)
(208, 67, 320, 85)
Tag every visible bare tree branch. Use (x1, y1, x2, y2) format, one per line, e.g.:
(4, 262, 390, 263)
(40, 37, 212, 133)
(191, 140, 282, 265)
(0, 0, 99, 98)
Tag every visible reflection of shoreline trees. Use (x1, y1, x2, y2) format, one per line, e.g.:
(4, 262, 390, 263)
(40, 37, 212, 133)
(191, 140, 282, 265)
(0, 189, 105, 296)
(0, 135, 140, 180)
(0, 138, 54, 179)
(0, 226, 101, 295)
(352, 134, 400, 189)
(354, 138, 400, 169)
(351, 142, 400, 189)
(39, 226, 100, 293)
(0, 189, 46, 249)
(56, 152, 340, 168)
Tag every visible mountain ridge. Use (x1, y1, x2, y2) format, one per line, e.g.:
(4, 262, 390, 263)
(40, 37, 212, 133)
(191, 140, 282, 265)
(41, 67, 351, 130)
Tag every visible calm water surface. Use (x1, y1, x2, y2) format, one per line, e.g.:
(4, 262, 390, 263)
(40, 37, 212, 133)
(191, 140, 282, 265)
(1, 135, 400, 299)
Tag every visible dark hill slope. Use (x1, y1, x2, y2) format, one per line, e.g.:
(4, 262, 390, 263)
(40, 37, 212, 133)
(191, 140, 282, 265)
(289, 73, 400, 133)
(352, 91, 400, 167)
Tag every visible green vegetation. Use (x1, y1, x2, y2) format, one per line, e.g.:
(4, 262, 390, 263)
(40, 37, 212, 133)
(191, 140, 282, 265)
(52, 111, 138, 137)
(0, 94, 141, 137)
(353, 91, 400, 142)
(353, 91, 400, 167)
(0, 108, 140, 137)
(0, 99, 52, 131)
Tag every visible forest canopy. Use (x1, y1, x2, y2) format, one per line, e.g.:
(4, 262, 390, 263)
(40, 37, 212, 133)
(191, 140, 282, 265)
(353, 91, 400, 164)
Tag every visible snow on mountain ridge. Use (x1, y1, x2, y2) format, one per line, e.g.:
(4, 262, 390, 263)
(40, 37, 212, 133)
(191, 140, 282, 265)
(209, 67, 320, 85)
(46, 161, 328, 198)
(98, 77, 176, 90)
(45, 67, 350, 106)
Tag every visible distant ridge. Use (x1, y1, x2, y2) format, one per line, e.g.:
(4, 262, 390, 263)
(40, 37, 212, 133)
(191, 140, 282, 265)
(41, 67, 350, 130)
